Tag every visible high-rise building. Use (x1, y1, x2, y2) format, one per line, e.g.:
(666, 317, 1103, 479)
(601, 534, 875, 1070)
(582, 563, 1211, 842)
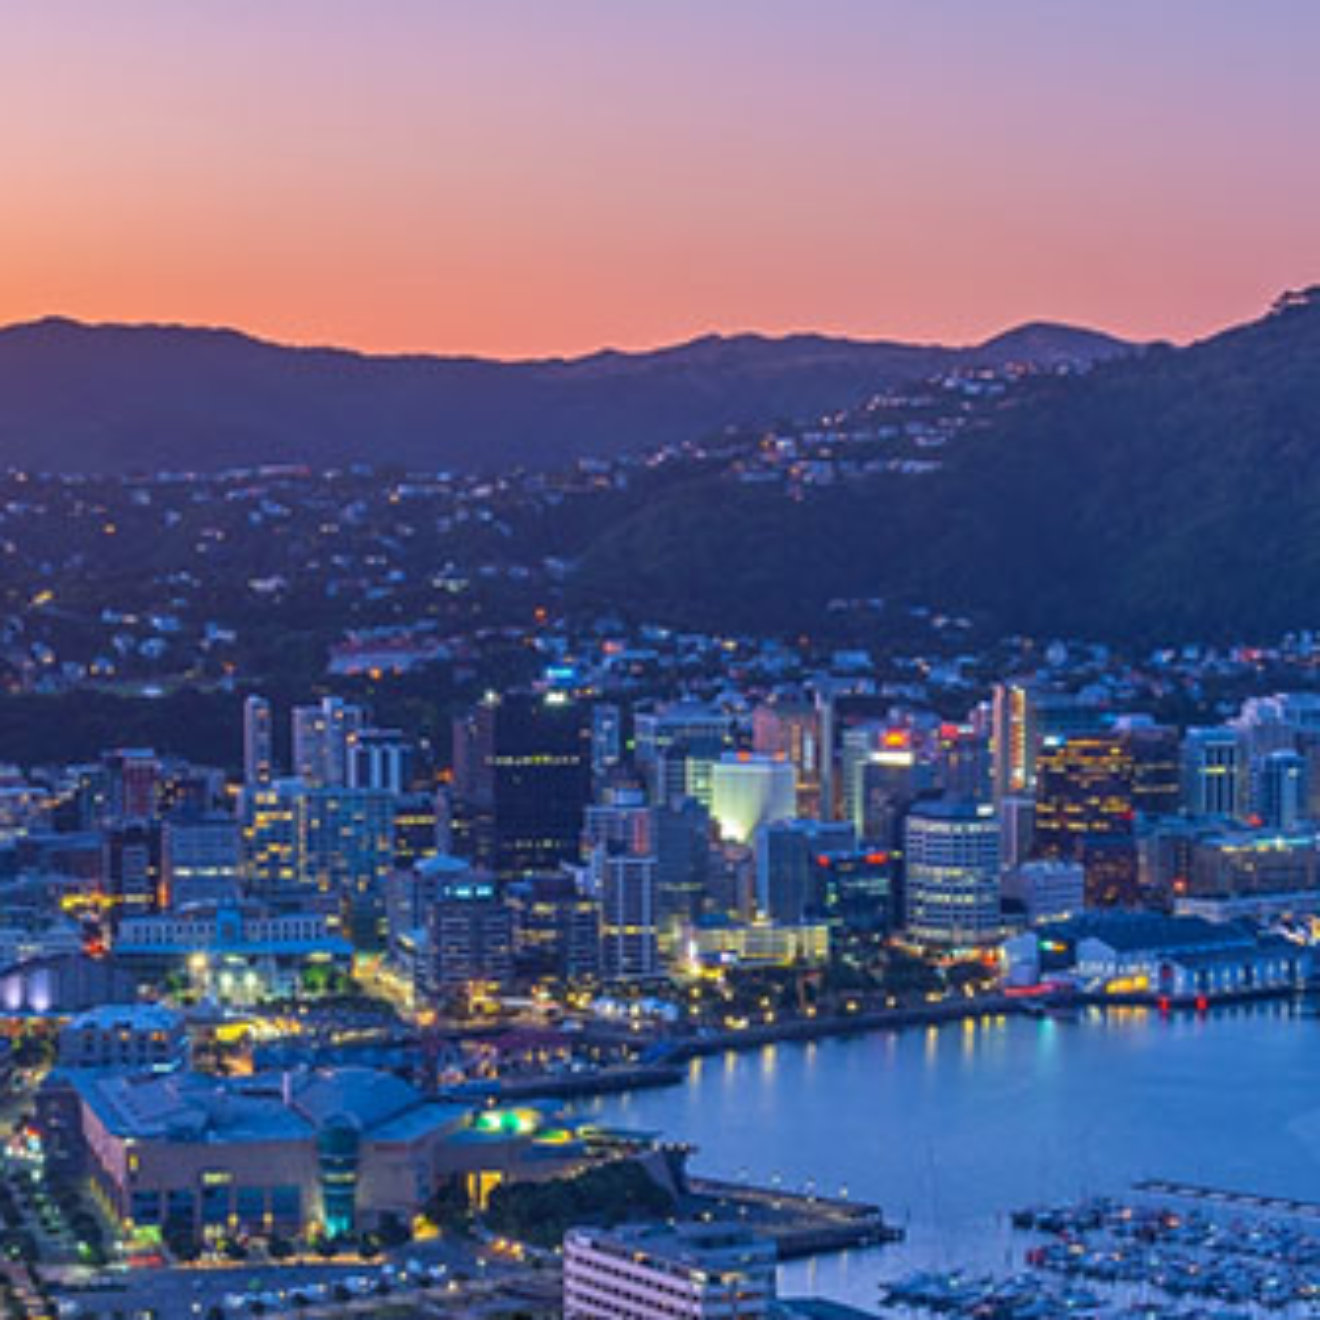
(1002, 859, 1086, 924)
(904, 801, 1002, 946)
(991, 683, 1099, 804)
(452, 693, 592, 879)
(1182, 727, 1244, 819)
(752, 697, 823, 816)
(161, 815, 241, 909)
(806, 847, 898, 932)
(424, 861, 514, 993)
(599, 852, 659, 980)
(1254, 749, 1308, 831)
(710, 754, 795, 845)
(291, 697, 365, 788)
(753, 818, 855, 924)
(347, 727, 412, 795)
(243, 695, 274, 787)
(634, 701, 733, 806)
(653, 798, 712, 927)
(241, 780, 394, 913)
(103, 749, 160, 821)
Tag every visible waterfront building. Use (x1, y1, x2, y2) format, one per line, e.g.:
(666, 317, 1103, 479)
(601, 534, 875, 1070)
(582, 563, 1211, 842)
(683, 915, 830, 969)
(564, 1222, 776, 1320)
(41, 1066, 578, 1241)
(903, 800, 1002, 947)
(1007, 912, 1309, 998)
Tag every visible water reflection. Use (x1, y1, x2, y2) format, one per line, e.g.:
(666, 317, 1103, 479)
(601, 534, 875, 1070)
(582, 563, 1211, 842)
(578, 1006, 1320, 1309)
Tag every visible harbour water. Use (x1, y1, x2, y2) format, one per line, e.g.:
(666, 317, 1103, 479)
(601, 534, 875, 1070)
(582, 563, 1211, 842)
(575, 1002, 1320, 1310)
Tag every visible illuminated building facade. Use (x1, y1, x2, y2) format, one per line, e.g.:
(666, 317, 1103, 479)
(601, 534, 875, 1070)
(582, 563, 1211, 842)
(903, 801, 1002, 946)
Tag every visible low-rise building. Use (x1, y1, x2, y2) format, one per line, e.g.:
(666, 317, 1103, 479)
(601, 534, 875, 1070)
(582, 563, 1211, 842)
(564, 1222, 776, 1319)
(57, 1004, 187, 1071)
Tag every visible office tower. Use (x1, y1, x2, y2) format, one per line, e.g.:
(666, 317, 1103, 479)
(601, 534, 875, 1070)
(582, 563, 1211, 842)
(753, 818, 855, 923)
(1122, 722, 1182, 818)
(1002, 859, 1085, 924)
(346, 727, 412, 795)
(1255, 749, 1308, 830)
(507, 873, 602, 981)
(590, 703, 623, 783)
(991, 682, 1037, 804)
(291, 697, 364, 788)
(599, 852, 660, 980)
(991, 682, 1098, 804)
(103, 749, 160, 820)
(1182, 727, 1244, 819)
(752, 696, 823, 816)
(424, 862, 514, 993)
(161, 815, 241, 908)
(710, 754, 795, 845)
(241, 781, 394, 909)
(653, 798, 713, 926)
(392, 791, 444, 868)
(583, 785, 654, 864)
(935, 720, 992, 803)
(1184, 827, 1320, 919)
(1033, 734, 1136, 855)
(998, 795, 1036, 872)
(903, 800, 1002, 946)
(452, 693, 592, 879)
(243, 695, 274, 786)
(633, 700, 733, 805)
(1033, 733, 1141, 907)
(101, 820, 164, 919)
(156, 761, 224, 818)
(840, 723, 938, 846)
(807, 847, 898, 932)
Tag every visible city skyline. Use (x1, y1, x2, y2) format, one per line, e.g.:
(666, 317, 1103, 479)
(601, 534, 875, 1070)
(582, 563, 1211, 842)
(4, 0, 1319, 356)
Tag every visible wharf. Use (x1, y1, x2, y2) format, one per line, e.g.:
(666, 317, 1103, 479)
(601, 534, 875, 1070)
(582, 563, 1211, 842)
(439, 1061, 685, 1102)
(1133, 1177, 1320, 1226)
(686, 1175, 902, 1259)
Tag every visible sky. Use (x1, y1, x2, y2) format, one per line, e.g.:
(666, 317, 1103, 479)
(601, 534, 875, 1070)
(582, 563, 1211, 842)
(3, 0, 1319, 358)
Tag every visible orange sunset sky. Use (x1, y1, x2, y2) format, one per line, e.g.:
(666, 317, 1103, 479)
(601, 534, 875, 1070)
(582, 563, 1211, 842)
(3, 0, 1319, 358)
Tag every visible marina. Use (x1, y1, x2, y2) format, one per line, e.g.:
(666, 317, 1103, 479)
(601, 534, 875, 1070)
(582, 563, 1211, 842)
(579, 1003, 1320, 1310)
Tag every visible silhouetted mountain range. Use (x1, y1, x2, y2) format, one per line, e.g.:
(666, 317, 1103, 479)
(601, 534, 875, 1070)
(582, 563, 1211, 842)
(0, 316, 1130, 474)
(572, 288, 1320, 642)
